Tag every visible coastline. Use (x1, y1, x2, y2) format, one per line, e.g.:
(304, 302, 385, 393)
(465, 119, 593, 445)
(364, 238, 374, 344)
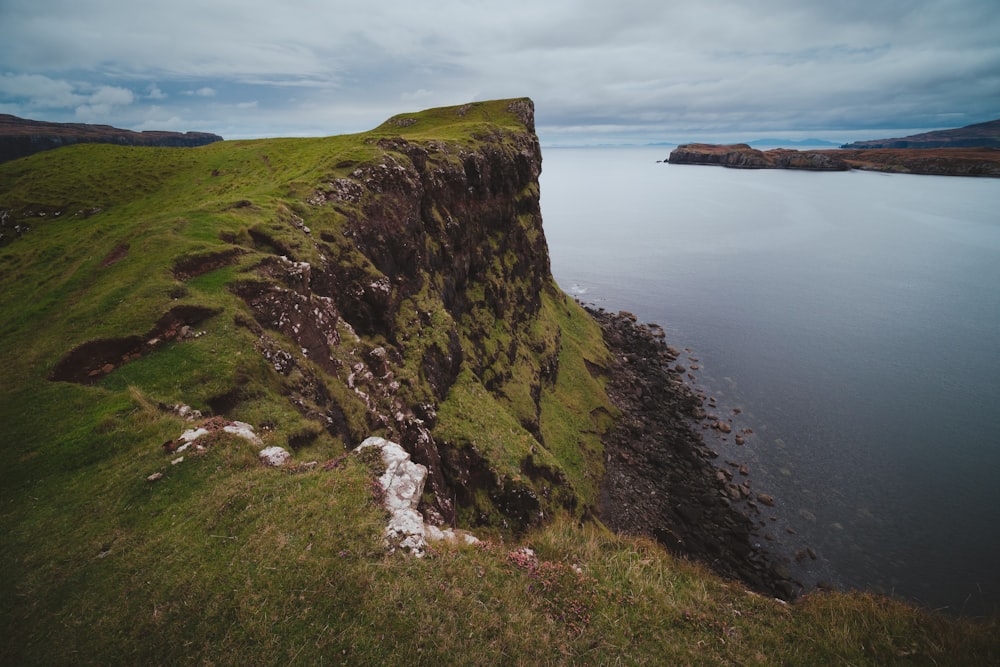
(590, 307, 829, 601)
(666, 143, 1000, 177)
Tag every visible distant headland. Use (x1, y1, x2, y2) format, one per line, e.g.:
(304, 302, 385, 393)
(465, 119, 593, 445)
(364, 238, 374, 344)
(0, 114, 223, 163)
(667, 118, 1000, 178)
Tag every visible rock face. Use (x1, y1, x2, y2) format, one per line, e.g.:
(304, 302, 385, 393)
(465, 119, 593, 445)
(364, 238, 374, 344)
(221, 99, 563, 531)
(0, 114, 222, 163)
(668, 143, 848, 171)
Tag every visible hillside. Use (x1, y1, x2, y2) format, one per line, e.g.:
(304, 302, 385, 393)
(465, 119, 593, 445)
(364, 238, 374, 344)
(841, 118, 1000, 149)
(1, 99, 996, 665)
(0, 114, 222, 163)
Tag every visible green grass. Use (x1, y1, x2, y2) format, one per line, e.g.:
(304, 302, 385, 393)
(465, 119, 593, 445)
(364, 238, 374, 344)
(1, 98, 997, 665)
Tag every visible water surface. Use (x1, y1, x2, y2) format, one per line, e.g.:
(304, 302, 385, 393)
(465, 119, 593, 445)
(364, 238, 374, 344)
(540, 146, 1000, 616)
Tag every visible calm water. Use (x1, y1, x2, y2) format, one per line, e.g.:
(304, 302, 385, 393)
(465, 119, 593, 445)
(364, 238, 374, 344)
(540, 146, 1000, 616)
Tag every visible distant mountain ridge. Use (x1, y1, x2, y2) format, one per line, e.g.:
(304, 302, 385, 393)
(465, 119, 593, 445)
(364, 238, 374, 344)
(841, 118, 1000, 149)
(0, 114, 223, 163)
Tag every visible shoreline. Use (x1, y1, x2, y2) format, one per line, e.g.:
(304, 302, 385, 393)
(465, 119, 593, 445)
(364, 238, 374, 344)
(589, 306, 829, 601)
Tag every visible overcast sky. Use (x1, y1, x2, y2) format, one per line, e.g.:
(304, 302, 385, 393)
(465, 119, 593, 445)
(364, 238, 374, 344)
(1, 0, 998, 145)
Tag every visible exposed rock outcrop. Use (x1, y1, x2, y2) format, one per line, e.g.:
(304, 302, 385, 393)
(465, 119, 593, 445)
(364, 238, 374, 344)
(357, 436, 479, 555)
(0, 114, 222, 163)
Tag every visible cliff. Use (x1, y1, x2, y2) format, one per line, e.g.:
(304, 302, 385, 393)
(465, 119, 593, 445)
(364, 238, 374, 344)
(2, 99, 995, 665)
(841, 118, 1000, 149)
(0, 113, 222, 163)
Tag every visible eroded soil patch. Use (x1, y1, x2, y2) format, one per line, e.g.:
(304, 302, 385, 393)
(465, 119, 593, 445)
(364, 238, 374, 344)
(49, 304, 220, 384)
(173, 248, 245, 280)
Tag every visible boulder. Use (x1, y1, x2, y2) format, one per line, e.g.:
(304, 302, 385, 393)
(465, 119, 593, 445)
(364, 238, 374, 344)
(259, 446, 291, 467)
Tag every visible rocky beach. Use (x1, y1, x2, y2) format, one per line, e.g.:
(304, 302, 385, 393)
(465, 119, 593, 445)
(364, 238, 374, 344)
(591, 307, 825, 601)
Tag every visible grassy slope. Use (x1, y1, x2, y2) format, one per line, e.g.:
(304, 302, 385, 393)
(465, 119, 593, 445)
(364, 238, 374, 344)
(1, 100, 997, 665)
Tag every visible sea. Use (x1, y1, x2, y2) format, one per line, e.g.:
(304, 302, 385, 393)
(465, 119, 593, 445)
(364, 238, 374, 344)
(539, 146, 1000, 617)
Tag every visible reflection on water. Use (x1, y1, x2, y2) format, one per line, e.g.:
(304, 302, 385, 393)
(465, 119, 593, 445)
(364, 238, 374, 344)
(540, 146, 1000, 616)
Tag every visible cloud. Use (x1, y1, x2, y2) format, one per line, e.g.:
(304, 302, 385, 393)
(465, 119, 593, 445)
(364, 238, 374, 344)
(0, 73, 84, 109)
(0, 0, 997, 142)
(184, 87, 216, 97)
(74, 86, 135, 119)
(146, 84, 167, 100)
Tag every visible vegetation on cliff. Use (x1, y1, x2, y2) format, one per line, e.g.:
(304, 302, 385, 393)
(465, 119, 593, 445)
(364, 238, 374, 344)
(1, 99, 996, 664)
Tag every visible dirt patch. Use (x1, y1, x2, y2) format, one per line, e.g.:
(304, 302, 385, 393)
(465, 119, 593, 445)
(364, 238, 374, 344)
(173, 248, 245, 280)
(49, 304, 220, 384)
(100, 243, 130, 267)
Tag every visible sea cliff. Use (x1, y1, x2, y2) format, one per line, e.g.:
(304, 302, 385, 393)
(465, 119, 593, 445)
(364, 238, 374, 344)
(2, 99, 996, 665)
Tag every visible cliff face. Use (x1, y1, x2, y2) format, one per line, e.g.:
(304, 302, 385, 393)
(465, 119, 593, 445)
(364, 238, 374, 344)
(0, 113, 222, 163)
(227, 100, 575, 527)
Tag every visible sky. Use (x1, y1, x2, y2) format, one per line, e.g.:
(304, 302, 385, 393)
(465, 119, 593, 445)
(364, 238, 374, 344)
(1, 0, 998, 146)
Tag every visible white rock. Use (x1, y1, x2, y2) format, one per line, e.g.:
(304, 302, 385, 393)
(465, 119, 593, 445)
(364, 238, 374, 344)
(356, 436, 429, 554)
(259, 446, 291, 467)
(179, 427, 209, 443)
(356, 436, 480, 555)
(223, 421, 263, 445)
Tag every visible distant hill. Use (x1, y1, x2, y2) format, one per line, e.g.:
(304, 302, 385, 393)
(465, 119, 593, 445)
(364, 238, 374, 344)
(841, 118, 1000, 149)
(0, 114, 223, 163)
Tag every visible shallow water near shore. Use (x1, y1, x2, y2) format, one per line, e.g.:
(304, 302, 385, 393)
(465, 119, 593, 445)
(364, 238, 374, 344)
(540, 146, 1000, 616)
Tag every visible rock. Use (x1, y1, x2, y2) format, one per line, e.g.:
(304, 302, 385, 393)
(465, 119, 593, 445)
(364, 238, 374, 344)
(756, 493, 776, 507)
(179, 427, 209, 443)
(259, 446, 291, 467)
(147, 472, 163, 482)
(355, 436, 478, 556)
(223, 421, 263, 445)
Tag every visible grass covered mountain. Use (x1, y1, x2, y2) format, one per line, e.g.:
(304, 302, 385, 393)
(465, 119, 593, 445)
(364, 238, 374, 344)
(1, 98, 997, 665)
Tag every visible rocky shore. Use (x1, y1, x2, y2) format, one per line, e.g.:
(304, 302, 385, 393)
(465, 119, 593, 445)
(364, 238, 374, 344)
(591, 308, 806, 600)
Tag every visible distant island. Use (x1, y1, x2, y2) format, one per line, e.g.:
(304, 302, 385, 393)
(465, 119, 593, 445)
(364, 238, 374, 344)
(0, 114, 223, 163)
(841, 118, 1000, 149)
